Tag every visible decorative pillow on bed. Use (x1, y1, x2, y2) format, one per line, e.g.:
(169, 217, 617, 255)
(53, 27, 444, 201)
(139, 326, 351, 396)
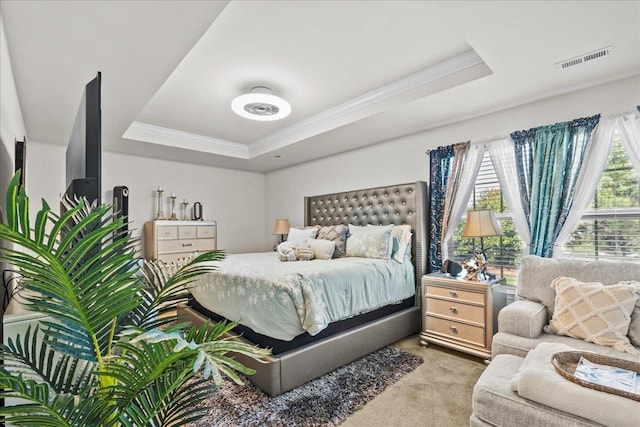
(295, 246, 314, 261)
(366, 224, 412, 263)
(317, 224, 348, 258)
(391, 225, 412, 263)
(346, 224, 393, 259)
(309, 238, 336, 260)
(287, 226, 319, 246)
(544, 277, 639, 353)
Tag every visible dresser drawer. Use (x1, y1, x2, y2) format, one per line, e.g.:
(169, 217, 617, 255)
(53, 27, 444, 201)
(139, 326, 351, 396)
(157, 226, 178, 240)
(157, 252, 195, 264)
(157, 238, 215, 254)
(425, 315, 485, 347)
(425, 297, 485, 324)
(197, 225, 216, 238)
(178, 226, 197, 239)
(425, 285, 485, 305)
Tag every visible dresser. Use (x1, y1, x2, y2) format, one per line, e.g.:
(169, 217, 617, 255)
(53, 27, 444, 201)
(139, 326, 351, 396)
(144, 220, 217, 263)
(419, 272, 505, 361)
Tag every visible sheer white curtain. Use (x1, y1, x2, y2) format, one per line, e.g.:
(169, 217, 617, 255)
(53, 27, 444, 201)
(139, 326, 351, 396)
(441, 143, 485, 259)
(488, 138, 531, 253)
(618, 111, 640, 173)
(552, 117, 618, 257)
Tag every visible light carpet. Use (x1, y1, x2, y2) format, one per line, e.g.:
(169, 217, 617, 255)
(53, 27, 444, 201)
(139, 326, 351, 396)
(189, 346, 423, 426)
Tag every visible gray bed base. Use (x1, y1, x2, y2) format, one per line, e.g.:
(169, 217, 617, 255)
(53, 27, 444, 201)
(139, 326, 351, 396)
(180, 304, 420, 396)
(181, 181, 428, 396)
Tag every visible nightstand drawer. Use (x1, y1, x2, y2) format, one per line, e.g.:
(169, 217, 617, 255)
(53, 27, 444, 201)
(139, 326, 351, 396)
(157, 238, 215, 254)
(425, 315, 485, 347)
(425, 297, 485, 324)
(197, 225, 216, 238)
(157, 226, 178, 240)
(178, 226, 197, 239)
(425, 285, 485, 305)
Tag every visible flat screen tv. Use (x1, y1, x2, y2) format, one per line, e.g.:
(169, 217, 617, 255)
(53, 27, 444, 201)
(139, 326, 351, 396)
(65, 71, 101, 205)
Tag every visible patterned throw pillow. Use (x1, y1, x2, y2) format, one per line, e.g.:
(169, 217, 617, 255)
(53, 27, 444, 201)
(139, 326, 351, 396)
(544, 277, 639, 353)
(287, 226, 319, 246)
(346, 224, 393, 260)
(317, 225, 349, 258)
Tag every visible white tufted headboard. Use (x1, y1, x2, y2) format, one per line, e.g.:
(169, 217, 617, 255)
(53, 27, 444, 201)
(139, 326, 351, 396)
(304, 181, 428, 299)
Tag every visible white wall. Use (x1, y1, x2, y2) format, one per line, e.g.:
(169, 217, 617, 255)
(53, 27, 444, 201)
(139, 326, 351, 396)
(0, 13, 26, 212)
(26, 141, 267, 254)
(0, 13, 28, 317)
(265, 75, 640, 243)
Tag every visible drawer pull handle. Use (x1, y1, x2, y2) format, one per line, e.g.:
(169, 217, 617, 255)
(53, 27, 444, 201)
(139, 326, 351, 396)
(450, 326, 458, 334)
(450, 307, 458, 314)
(164, 231, 170, 235)
(450, 291, 458, 298)
(182, 243, 193, 247)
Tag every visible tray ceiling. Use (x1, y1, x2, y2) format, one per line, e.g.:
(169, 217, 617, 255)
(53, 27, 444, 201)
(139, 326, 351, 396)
(2, 1, 639, 172)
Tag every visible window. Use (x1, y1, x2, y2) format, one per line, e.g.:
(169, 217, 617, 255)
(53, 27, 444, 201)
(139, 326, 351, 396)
(449, 151, 524, 285)
(562, 135, 640, 261)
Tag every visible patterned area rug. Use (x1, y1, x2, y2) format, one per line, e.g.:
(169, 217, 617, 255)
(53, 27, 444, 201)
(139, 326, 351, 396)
(190, 346, 423, 427)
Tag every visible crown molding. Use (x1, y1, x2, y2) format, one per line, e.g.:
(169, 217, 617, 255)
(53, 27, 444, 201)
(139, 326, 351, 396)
(125, 49, 489, 160)
(122, 121, 250, 159)
(249, 49, 490, 157)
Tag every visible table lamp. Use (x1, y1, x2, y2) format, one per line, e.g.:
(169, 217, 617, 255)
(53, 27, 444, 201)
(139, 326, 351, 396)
(462, 209, 503, 280)
(273, 219, 290, 245)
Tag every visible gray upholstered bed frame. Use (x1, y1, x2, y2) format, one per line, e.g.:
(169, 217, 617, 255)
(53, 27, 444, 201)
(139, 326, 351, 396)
(180, 181, 428, 396)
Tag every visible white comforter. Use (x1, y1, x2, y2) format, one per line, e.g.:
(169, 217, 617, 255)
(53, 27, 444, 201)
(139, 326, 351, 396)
(190, 252, 415, 341)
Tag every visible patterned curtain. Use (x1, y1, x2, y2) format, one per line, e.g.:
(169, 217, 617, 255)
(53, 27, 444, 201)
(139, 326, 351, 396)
(428, 145, 455, 272)
(511, 115, 600, 257)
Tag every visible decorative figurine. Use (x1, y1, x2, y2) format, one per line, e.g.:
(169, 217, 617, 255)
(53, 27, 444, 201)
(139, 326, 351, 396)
(462, 250, 488, 281)
(155, 186, 166, 220)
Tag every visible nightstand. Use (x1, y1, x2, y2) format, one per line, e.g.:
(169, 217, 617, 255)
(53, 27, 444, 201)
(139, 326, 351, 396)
(419, 272, 506, 362)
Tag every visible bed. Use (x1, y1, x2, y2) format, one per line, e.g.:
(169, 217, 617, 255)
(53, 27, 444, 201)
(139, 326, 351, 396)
(179, 181, 428, 396)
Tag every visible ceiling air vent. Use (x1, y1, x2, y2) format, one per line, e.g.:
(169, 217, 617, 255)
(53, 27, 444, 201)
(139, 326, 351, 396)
(555, 45, 614, 69)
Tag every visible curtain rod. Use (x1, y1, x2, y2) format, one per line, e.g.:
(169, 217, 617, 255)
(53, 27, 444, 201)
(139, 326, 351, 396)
(424, 108, 637, 155)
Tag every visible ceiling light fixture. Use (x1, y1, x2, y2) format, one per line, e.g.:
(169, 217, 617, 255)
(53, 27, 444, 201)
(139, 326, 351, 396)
(231, 86, 291, 121)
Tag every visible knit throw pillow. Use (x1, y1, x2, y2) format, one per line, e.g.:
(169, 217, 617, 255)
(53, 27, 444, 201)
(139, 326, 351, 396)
(545, 277, 639, 353)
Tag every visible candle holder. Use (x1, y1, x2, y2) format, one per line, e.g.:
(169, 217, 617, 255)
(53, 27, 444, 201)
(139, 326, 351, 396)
(181, 199, 189, 220)
(169, 194, 178, 220)
(155, 187, 166, 220)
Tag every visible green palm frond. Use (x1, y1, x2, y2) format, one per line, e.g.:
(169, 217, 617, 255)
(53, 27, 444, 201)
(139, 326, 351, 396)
(117, 369, 216, 427)
(124, 251, 225, 331)
(0, 194, 143, 362)
(1, 325, 95, 395)
(133, 322, 271, 385)
(1, 172, 270, 425)
(0, 370, 116, 427)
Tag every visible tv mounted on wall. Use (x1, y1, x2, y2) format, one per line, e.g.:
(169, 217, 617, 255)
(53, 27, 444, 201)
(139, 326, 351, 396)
(65, 71, 101, 205)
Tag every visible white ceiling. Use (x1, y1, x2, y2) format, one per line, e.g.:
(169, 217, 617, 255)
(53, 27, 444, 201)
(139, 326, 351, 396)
(2, 1, 639, 172)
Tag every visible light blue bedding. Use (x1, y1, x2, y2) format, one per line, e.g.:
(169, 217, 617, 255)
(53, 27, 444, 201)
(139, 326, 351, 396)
(190, 252, 415, 341)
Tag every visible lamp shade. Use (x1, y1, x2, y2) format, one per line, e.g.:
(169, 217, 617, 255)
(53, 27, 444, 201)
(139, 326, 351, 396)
(273, 219, 290, 235)
(462, 210, 503, 238)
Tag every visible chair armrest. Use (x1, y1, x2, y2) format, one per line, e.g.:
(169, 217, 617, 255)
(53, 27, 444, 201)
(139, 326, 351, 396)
(497, 300, 547, 339)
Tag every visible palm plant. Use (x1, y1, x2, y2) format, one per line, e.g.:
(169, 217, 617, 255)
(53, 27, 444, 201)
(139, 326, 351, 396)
(0, 172, 270, 426)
